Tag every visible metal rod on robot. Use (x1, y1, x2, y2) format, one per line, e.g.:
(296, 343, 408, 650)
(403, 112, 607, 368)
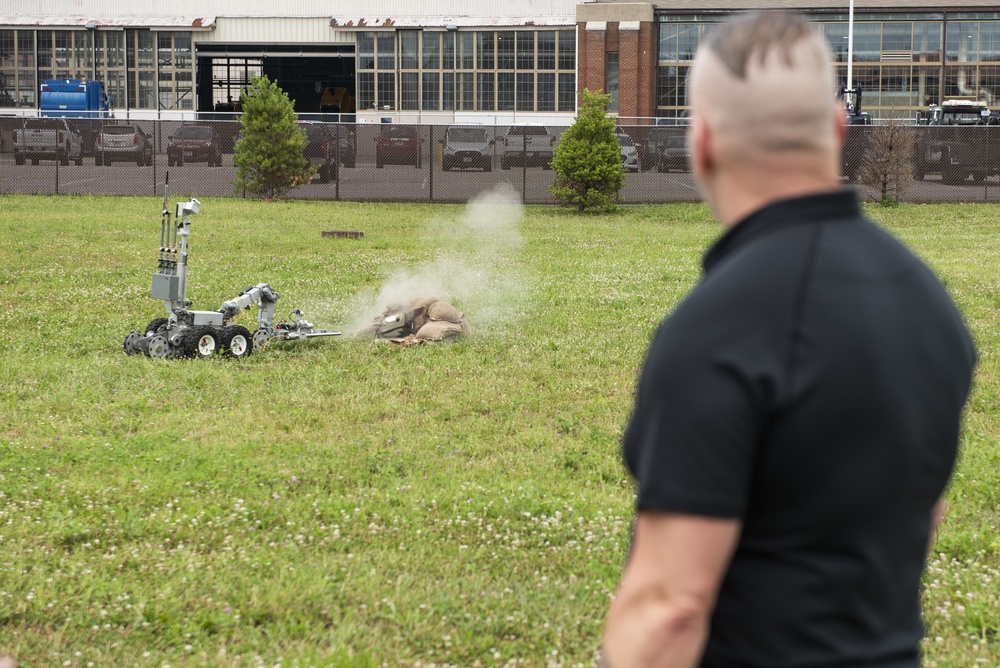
(160, 172, 169, 269)
(171, 199, 179, 267)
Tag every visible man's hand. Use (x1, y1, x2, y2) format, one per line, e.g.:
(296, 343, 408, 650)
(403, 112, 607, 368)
(602, 511, 741, 668)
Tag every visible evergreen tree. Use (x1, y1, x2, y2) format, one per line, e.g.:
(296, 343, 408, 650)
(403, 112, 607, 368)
(233, 75, 312, 199)
(550, 89, 624, 212)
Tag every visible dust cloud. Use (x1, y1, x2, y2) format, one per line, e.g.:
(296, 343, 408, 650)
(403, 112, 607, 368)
(343, 182, 527, 335)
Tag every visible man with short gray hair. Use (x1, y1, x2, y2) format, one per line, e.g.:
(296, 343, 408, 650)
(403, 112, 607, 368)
(602, 12, 975, 668)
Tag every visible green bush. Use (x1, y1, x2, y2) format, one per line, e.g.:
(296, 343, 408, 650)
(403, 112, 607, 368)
(233, 75, 313, 200)
(550, 89, 625, 212)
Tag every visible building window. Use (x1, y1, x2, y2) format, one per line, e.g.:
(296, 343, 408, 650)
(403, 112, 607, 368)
(400, 31, 419, 69)
(422, 72, 440, 110)
(0, 30, 36, 107)
(442, 72, 455, 110)
(459, 33, 474, 69)
(400, 72, 419, 111)
(459, 72, 474, 110)
(377, 72, 395, 110)
(357, 71, 374, 111)
(477, 72, 494, 110)
(498, 71, 514, 110)
(477, 31, 494, 69)
(538, 72, 556, 111)
(357, 32, 375, 70)
(127, 31, 156, 109)
(558, 72, 576, 112)
(156, 32, 194, 110)
(356, 28, 576, 114)
(657, 16, 973, 117)
(517, 31, 535, 69)
(516, 72, 534, 111)
(36, 29, 92, 81)
(559, 30, 575, 70)
(606, 52, 619, 113)
(377, 32, 394, 69)
(538, 31, 556, 70)
(498, 31, 515, 69)
(443, 32, 456, 70)
(423, 32, 440, 69)
(96, 31, 126, 108)
(211, 57, 261, 110)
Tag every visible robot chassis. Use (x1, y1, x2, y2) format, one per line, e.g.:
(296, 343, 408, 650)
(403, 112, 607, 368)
(123, 188, 340, 360)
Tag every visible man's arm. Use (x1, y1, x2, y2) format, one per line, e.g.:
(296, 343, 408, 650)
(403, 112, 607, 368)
(928, 495, 947, 556)
(601, 511, 741, 668)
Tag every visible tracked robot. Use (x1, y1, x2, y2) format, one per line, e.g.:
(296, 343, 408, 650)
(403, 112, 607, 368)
(123, 176, 340, 359)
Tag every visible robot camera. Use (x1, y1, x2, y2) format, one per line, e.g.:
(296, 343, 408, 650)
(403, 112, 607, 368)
(176, 198, 201, 217)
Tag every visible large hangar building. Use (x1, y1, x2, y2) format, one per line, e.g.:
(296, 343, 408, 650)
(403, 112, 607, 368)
(1, 0, 999, 123)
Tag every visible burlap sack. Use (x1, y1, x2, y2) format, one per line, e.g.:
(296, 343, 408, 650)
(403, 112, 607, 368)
(415, 320, 464, 341)
(427, 300, 463, 323)
(409, 296, 441, 310)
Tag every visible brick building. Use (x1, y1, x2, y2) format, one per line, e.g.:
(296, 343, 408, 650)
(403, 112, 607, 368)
(2, 0, 1000, 122)
(578, 0, 1000, 122)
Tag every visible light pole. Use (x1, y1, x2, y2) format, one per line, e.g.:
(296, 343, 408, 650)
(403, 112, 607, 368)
(847, 0, 854, 90)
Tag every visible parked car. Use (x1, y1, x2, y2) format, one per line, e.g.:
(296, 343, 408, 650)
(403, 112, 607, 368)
(168, 125, 222, 167)
(657, 136, 690, 173)
(638, 126, 682, 171)
(299, 121, 356, 182)
(500, 125, 554, 169)
(618, 133, 639, 173)
(376, 125, 422, 169)
(96, 124, 153, 166)
(13, 117, 83, 166)
(442, 125, 492, 172)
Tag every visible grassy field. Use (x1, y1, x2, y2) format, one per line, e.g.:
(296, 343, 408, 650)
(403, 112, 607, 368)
(0, 194, 997, 667)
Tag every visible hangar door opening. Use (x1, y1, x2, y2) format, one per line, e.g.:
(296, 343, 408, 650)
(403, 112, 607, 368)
(196, 44, 356, 120)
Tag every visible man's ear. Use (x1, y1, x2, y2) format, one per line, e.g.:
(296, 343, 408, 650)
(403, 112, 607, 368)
(689, 116, 713, 181)
(834, 106, 846, 151)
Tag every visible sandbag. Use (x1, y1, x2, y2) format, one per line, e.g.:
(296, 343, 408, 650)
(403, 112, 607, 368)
(409, 296, 441, 310)
(427, 300, 463, 323)
(415, 320, 464, 341)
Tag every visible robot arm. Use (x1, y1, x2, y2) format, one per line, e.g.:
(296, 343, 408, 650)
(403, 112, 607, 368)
(219, 283, 280, 330)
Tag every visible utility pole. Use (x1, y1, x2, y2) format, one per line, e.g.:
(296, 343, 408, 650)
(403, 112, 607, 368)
(847, 0, 855, 90)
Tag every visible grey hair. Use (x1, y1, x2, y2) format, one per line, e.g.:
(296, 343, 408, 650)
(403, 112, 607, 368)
(705, 12, 818, 80)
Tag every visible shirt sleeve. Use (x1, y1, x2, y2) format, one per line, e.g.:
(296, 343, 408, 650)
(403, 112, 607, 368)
(622, 300, 773, 519)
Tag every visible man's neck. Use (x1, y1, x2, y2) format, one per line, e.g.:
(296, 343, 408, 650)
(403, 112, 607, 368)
(709, 166, 842, 229)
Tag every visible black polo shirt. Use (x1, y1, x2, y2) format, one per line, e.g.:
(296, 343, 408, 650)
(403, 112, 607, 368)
(623, 190, 976, 668)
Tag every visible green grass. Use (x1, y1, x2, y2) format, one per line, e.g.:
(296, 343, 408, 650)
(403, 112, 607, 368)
(0, 195, 997, 667)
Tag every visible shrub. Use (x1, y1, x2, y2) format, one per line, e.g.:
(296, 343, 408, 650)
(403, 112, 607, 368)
(550, 89, 625, 212)
(859, 118, 914, 207)
(233, 75, 312, 200)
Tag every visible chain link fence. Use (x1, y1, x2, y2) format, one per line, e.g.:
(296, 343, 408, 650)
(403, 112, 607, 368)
(2, 116, 999, 204)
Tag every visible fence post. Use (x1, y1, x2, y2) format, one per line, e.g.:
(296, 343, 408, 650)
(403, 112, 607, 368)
(334, 123, 341, 202)
(986, 124, 990, 203)
(55, 153, 59, 195)
(521, 132, 527, 205)
(429, 125, 434, 203)
(153, 119, 158, 195)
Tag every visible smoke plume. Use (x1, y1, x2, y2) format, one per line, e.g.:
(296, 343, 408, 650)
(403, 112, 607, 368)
(343, 182, 526, 335)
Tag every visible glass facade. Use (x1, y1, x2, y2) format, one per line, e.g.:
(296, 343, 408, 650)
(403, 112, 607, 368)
(0, 28, 194, 111)
(356, 29, 576, 113)
(656, 14, 1000, 119)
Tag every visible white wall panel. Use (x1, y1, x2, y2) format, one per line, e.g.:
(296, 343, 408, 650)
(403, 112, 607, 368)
(196, 17, 352, 44)
(0, 0, 579, 19)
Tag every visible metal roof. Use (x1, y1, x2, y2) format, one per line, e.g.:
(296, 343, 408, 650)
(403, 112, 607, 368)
(0, 15, 216, 30)
(330, 15, 576, 29)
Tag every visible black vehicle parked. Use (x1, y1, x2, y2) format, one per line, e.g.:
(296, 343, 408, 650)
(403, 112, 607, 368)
(300, 121, 356, 182)
(168, 125, 222, 167)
